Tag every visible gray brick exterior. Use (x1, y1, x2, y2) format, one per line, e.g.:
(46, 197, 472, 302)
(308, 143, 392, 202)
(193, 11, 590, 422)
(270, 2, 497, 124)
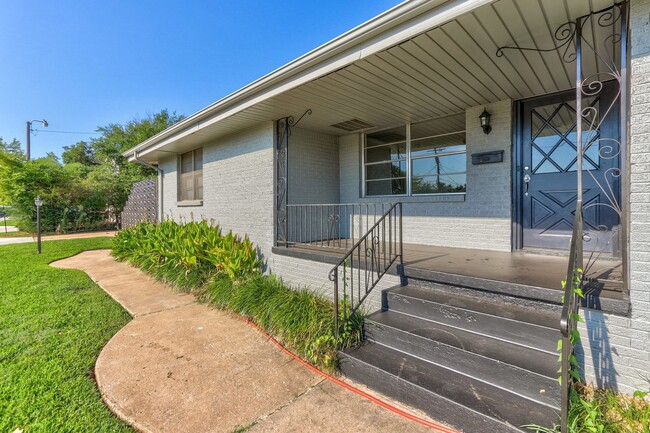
(154, 2, 650, 395)
(288, 127, 340, 204)
(339, 100, 513, 251)
(159, 121, 275, 253)
(576, 0, 650, 395)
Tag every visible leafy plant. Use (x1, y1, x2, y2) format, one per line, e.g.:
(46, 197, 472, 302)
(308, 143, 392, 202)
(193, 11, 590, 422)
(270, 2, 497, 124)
(113, 220, 364, 370)
(525, 383, 650, 433)
(112, 220, 262, 290)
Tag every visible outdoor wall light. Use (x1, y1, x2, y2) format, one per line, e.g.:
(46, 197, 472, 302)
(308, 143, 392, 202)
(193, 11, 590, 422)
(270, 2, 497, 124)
(479, 108, 492, 135)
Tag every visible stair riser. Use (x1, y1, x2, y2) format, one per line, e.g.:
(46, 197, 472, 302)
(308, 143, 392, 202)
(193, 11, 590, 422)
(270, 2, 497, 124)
(339, 352, 523, 433)
(400, 279, 562, 329)
(386, 292, 558, 353)
(342, 346, 559, 429)
(366, 319, 560, 380)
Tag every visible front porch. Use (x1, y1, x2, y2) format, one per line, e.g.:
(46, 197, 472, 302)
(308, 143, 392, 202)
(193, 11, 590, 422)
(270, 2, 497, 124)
(274, 240, 627, 314)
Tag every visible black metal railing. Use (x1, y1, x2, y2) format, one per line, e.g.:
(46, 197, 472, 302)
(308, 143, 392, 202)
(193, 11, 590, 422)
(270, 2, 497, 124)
(286, 202, 393, 249)
(328, 202, 402, 340)
(559, 202, 584, 433)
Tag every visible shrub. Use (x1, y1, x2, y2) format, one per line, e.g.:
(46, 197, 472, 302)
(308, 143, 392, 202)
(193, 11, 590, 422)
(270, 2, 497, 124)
(112, 220, 261, 290)
(112, 220, 364, 371)
(197, 274, 363, 371)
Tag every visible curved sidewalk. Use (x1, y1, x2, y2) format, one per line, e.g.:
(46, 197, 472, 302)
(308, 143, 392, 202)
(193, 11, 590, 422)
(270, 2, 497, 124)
(52, 250, 444, 433)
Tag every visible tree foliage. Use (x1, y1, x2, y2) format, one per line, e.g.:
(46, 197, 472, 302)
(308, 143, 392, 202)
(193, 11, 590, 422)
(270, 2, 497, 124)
(0, 110, 183, 232)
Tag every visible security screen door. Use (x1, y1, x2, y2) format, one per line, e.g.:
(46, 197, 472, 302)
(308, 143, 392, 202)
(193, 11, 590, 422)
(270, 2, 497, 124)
(521, 87, 620, 252)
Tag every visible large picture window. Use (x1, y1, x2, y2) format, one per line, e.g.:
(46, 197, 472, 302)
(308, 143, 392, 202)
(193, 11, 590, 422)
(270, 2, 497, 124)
(179, 148, 203, 202)
(364, 114, 466, 196)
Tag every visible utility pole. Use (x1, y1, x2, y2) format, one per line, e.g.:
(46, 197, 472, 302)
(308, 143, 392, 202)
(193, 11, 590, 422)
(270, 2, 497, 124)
(25, 119, 48, 161)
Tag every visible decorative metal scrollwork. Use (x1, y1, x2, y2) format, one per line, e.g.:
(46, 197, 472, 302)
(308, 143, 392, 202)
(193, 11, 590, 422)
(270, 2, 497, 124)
(497, 2, 626, 260)
(275, 109, 312, 246)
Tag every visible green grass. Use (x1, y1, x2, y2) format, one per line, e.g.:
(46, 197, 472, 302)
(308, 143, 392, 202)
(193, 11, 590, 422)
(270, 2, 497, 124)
(0, 238, 133, 433)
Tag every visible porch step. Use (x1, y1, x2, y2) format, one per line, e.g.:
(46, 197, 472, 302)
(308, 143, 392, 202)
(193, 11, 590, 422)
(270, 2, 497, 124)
(339, 345, 523, 433)
(339, 283, 562, 432)
(388, 280, 562, 329)
(366, 309, 558, 378)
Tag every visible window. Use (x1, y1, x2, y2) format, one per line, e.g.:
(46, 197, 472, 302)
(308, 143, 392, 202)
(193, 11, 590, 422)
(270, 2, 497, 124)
(364, 114, 466, 196)
(179, 148, 203, 202)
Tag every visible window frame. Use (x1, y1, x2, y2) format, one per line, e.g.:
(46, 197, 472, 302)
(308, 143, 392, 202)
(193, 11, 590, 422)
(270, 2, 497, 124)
(362, 121, 467, 198)
(177, 148, 203, 204)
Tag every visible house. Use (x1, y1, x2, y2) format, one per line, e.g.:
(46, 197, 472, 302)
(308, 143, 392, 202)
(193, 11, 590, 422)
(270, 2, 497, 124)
(124, 0, 649, 431)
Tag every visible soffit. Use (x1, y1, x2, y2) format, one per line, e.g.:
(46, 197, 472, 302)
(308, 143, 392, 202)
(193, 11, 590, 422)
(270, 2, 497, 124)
(140, 0, 618, 163)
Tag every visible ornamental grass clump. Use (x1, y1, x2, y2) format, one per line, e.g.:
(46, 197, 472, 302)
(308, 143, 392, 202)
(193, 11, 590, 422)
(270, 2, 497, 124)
(112, 220, 261, 290)
(198, 274, 363, 371)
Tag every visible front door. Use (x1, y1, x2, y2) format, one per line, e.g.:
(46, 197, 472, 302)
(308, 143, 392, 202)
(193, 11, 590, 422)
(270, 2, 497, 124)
(520, 86, 620, 252)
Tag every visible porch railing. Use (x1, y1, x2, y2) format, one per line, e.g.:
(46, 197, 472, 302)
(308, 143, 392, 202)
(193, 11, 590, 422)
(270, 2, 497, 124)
(560, 202, 584, 433)
(328, 202, 403, 340)
(286, 202, 394, 249)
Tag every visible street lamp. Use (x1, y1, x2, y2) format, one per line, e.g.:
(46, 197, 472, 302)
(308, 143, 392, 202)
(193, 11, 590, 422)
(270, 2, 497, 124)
(26, 119, 49, 161)
(34, 196, 43, 254)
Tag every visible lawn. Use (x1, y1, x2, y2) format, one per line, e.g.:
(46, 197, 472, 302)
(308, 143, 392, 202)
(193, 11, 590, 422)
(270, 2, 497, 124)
(0, 238, 132, 432)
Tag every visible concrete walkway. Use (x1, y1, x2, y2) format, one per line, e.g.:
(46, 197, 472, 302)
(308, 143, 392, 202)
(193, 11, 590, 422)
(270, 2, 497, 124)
(51, 250, 446, 433)
(0, 230, 116, 246)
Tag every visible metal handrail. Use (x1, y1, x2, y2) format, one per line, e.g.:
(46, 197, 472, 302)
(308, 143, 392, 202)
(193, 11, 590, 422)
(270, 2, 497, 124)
(559, 202, 584, 433)
(329, 202, 403, 340)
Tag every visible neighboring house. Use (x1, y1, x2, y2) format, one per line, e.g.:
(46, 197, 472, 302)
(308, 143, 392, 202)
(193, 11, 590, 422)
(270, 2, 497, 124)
(124, 1, 649, 431)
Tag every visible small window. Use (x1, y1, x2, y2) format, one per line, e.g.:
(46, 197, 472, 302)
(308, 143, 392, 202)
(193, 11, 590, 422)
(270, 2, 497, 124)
(179, 148, 203, 202)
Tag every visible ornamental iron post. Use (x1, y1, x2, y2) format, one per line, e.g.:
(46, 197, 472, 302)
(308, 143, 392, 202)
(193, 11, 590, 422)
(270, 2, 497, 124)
(275, 109, 311, 247)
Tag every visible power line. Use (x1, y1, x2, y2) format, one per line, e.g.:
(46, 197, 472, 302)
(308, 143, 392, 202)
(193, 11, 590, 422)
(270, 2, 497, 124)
(32, 129, 101, 135)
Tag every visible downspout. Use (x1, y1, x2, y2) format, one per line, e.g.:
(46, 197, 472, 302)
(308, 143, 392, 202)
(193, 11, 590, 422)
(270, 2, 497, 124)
(133, 151, 164, 223)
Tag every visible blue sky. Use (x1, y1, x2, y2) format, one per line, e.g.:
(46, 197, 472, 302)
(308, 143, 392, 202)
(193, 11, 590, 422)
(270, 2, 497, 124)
(0, 1, 402, 159)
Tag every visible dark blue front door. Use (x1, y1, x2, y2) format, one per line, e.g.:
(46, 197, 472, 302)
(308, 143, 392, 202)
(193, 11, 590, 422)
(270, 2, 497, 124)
(521, 87, 620, 252)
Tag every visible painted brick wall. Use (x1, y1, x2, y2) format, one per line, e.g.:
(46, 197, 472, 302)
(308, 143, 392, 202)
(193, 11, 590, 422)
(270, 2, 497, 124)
(577, 0, 650, 394)
(339, 100, 513, 251)
(268, 253, 402, 313)
(159, 121, 275, 253)
(288, 127, 340, 204)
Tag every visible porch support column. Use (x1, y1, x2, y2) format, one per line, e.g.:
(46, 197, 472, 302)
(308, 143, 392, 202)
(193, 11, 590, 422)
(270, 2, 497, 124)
(276, 117, 290, 247)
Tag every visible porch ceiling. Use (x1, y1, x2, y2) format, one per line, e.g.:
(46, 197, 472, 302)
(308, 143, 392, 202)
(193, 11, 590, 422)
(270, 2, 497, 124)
(138, 0, 618, 162)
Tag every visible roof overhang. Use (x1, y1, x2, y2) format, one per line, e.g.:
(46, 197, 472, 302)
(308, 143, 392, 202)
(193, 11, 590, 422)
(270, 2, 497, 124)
(125, 0, 497, 163)
(126, 0, 619, 164)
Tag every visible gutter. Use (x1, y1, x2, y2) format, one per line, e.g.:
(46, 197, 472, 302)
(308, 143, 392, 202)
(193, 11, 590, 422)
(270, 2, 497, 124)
(123, 0, 495, 159)
(132, 152, 164, 223)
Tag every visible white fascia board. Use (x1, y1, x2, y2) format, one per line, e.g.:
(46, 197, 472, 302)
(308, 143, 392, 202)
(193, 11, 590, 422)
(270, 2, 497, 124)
(125, 0, 495, 159)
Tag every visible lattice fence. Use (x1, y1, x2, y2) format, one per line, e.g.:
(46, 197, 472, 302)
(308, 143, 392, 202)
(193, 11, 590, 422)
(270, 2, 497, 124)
(121, 178, 157, 228)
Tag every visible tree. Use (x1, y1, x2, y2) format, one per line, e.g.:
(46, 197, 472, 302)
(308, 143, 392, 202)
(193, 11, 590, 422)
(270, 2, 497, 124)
(0, 137, 23, 157)
(86, 109, 184, 214)
(62, 141, 96, 165)
(0, 109, 184, 232)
